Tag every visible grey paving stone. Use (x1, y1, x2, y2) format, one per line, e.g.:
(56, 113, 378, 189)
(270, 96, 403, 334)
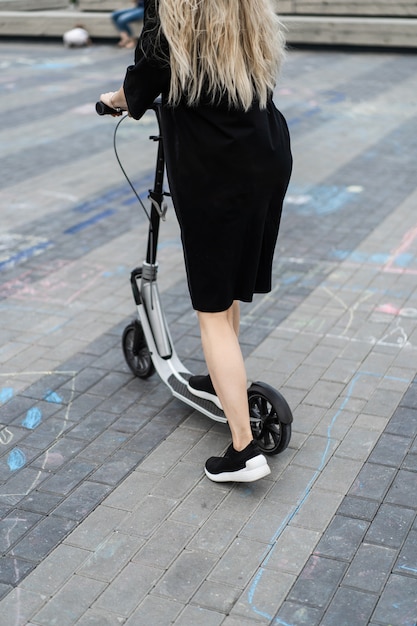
(231, 568, 296, 623)
(142, 459, 199, 500)
(0, 396, 44, 426)
(174, 604, 224, 626)
(0, 509, 43, 553)
(0, 583, 12, 601)
(19, 544, 90, 596)
(64, 505, 128, 551)
(97, 388, 144, 416)
(103, 470, 160, 512)
(124, 596, 183, 626)
(38, 459, 97, 496)
(273, 601, 323, 626)
(221, 616, 262, 626)
(51, 481, 112, 522)
(0, 426, 28, 461)
(243, 495, 298, 542)
(0, 587, 46, 626)
(17, 417, 77, 450)
(78, 531, 143, 582)
(68, 411, 120, 440)
(60, 367, 108, 395)
(400, 382, 417, 409)
(393, 529, 417, 577)
(314, 514, 369, 560)
(188, 507, 244, 555)
(287, 556, 347, 609)
(402, 451, 417, 472)
(110, 411, 155, 435)
(32, 575, 106, 626)
(94, 562, 163, 617)
(124, 419, 177, 455)
(364, 503, 415, 549)
(320, 587, 378, 626)
(59, 393, 105, 422)
(88, 448, 144, 485)
(153, 550, 218, 603)
(29, 437, 87, 470)
(87, 371, 132, 398)
(171, 481, 229, 527)
(140, 431, 203, 475)
(133, 520, 196, 569)
(192, 580, 242, 614)
(0, 556, 36, 586)
(289, 488, 344, 532)
(117, 494, 178, 538)
(208, 538, 270, 590)
(75, 608, 128, 626)
(368, 432, 411, 467)
(76, 430, 131, 464)
(10, 515, 76, 563)
(342, 543, 397, 594)
(336, 495, 380, 521)
(385, 469, 417, 508)
(264, 526, 321, 575)
(0, 445, 41, 482)
(371, 573, 417, 625)
(348, 463, 397, 501)
(1, 467, 50, 507)
(385, 406, 417, 438)
(267, 464, 319, 505)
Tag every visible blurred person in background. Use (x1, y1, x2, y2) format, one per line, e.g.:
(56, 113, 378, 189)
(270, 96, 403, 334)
(111, 0, 144, 48)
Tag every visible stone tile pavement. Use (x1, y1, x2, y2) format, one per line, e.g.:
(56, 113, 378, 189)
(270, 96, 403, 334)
(1, 41, 417, 625)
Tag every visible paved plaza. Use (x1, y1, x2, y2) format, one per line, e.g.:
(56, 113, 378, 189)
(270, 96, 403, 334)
(1, 40, 417, 625)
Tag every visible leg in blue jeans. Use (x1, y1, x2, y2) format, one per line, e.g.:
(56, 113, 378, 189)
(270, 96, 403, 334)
(111, 7, 144, 45)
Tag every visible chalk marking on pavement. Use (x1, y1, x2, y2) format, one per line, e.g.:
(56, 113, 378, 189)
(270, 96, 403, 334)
(247, 370, 409, 624)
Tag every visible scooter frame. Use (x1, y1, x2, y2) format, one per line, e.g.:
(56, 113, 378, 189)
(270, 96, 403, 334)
(102, 100, 293, 455)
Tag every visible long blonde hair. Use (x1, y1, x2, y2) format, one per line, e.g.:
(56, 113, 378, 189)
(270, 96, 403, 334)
(157, 0, 286, 110)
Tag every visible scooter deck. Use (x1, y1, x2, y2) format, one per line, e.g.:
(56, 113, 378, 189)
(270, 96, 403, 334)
(167, 373, 227, 423)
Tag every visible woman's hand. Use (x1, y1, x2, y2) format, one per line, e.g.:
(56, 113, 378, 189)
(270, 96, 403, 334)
(100, 88, 128, 116)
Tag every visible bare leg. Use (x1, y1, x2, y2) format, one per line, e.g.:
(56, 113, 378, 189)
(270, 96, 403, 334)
(118, 31, 130, 46)
(197, 301, 252, 451)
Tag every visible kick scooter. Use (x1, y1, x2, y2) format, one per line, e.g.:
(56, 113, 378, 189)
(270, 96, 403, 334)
(96, 99, 293, 456)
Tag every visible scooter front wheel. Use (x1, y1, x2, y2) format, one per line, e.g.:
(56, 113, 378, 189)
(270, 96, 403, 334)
(122, 320, 155, 378)
(248, 384, 292, 456)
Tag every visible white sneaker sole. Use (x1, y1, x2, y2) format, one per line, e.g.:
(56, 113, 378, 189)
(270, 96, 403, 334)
(187, 383, 223, 410)
(205, 454, 271, 483)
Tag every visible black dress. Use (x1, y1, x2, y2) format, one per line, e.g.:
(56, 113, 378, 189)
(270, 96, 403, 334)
(123, 0, 292, 312)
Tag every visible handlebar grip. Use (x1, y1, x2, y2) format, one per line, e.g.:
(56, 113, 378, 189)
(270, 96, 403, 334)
(96, 101, 120, 116)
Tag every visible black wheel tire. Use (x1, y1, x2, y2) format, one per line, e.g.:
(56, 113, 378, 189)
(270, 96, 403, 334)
(248, 387, 292, 455)
(122, 320, 155, 379)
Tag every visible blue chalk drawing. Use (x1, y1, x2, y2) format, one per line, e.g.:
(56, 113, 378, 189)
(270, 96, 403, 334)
(44, 390, 62, 404)
(0, 241, 52, 272)
(22, 407, 42, 430)
(248, 370, 409, 625)
(63, 209, 116, 235)
(7, 448, 26, 471)
(330, 250, 416, 269)
(285, 184, 357, 216)
(399, 565, 417, 574)
(0, 388, 14, 404)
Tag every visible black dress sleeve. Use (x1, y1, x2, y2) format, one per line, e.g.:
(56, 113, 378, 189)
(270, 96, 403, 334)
(123, 0, 171, 120)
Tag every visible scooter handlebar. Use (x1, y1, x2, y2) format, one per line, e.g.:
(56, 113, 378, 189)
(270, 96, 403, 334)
(95, 101, 122, 116)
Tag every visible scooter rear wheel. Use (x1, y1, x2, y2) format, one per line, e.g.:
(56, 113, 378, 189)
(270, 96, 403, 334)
(122, 320, 155, 378)
(248, 386, 292, 455)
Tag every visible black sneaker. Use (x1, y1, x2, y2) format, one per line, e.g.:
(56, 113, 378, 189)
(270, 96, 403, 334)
(205, 441, 271, 482)
(187, 374, 222, 410)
